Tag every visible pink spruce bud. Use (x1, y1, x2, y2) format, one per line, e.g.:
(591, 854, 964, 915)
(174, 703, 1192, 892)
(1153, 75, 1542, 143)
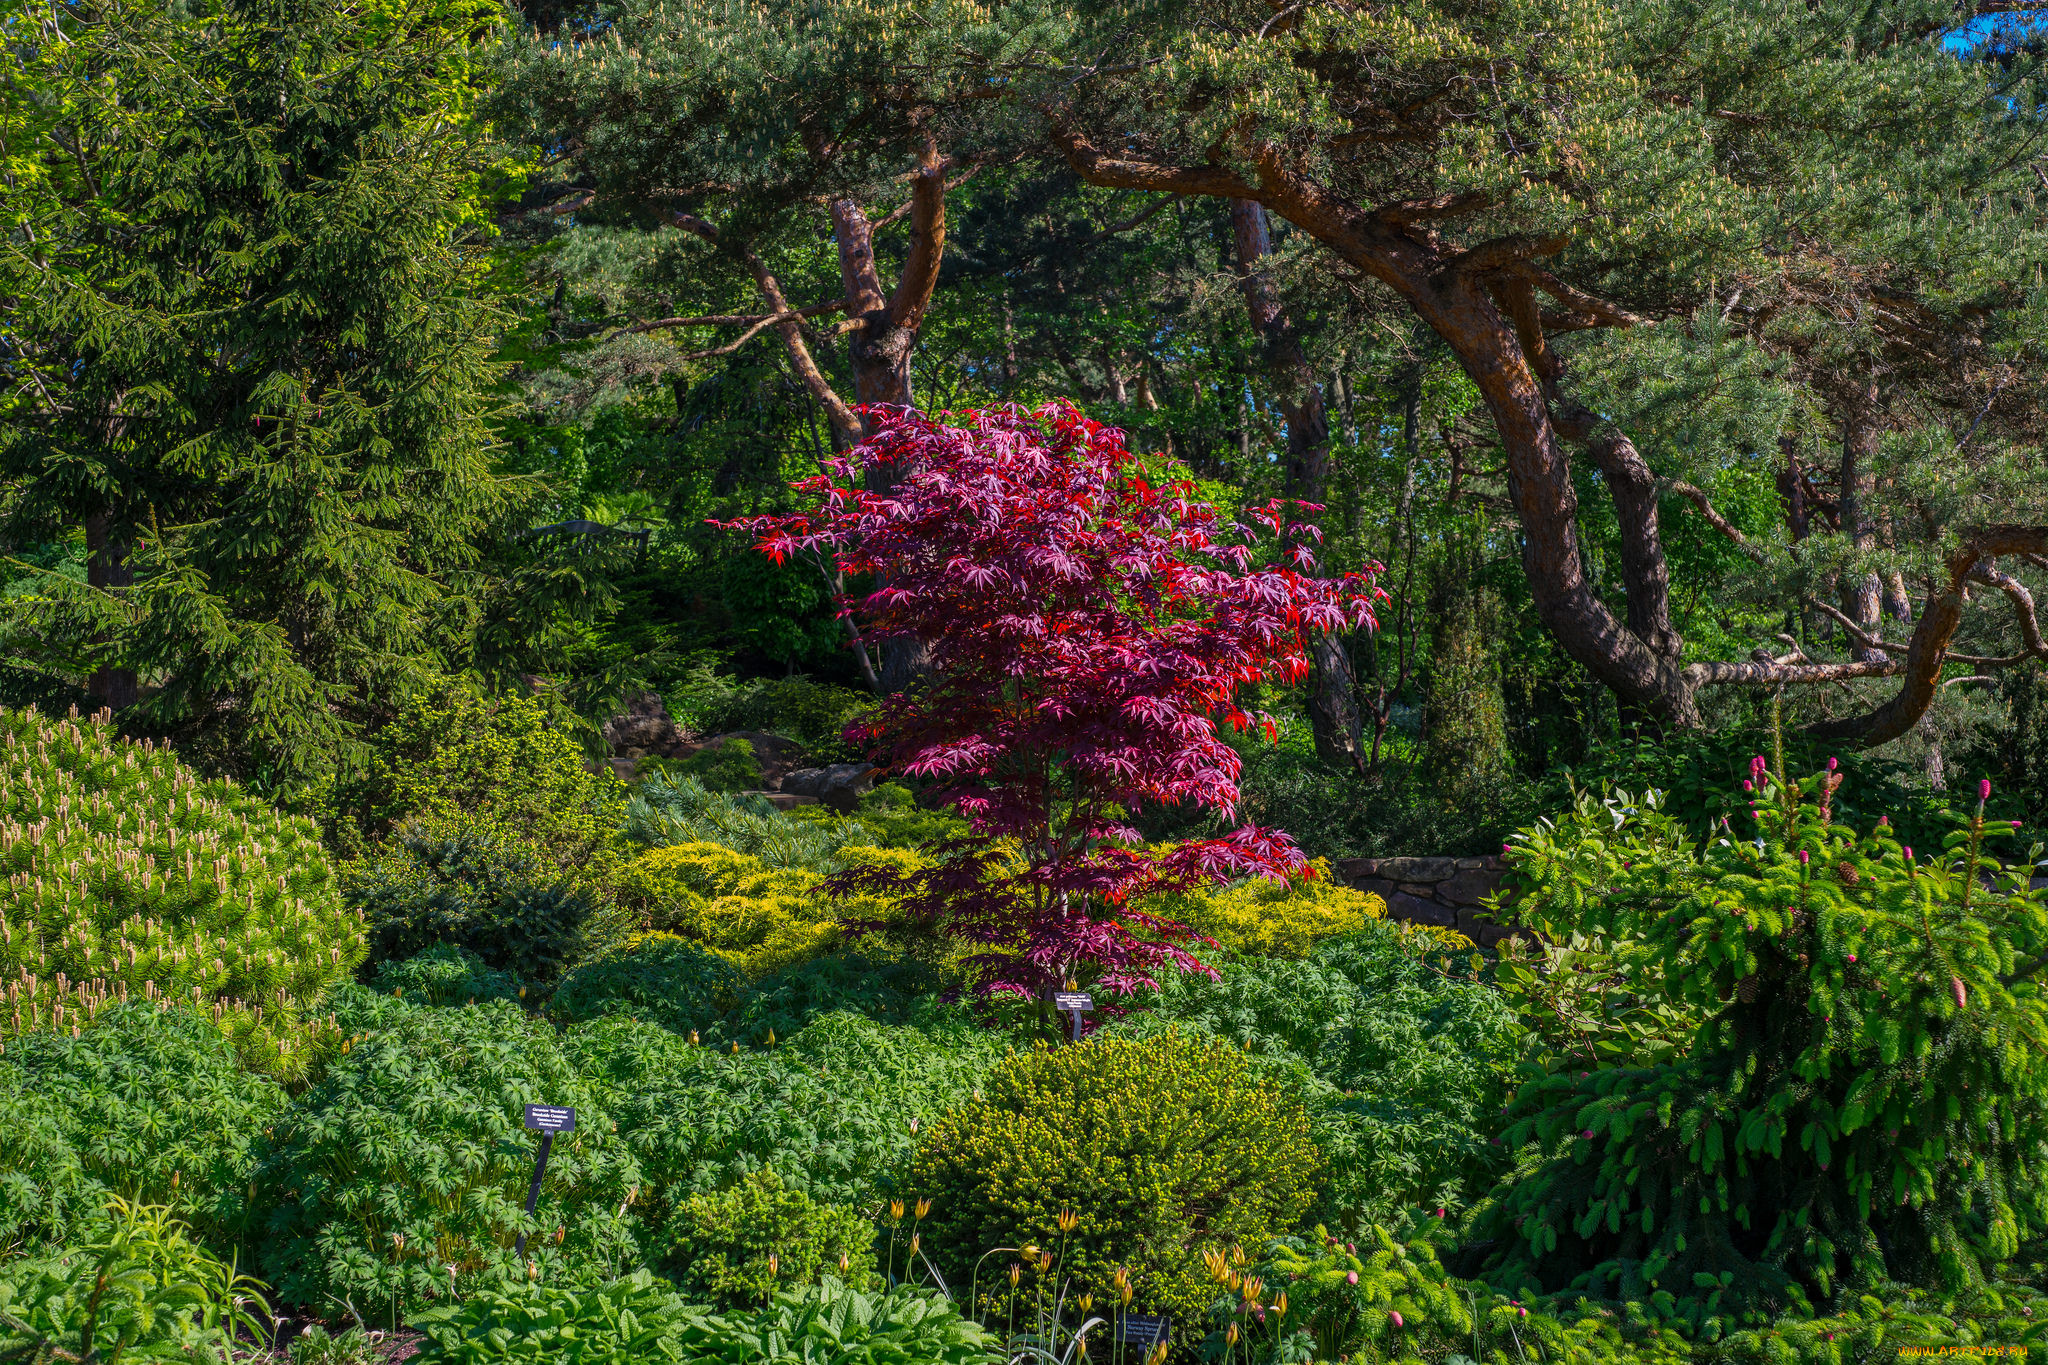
(1435, 1208, 1446, 1218)
(1826, 757, 1838, 772)
(1742, 779, 1753, 793)
(1847, 954, 1857, 964)
(1389, 1311, 1404, 1329)
(1904, 846, 1914, 860)
(1798, 850, 1809, 864)
(1346, 1271, 1359, 1285)
(1981, 779, 1993, 802)
(1581, 1129, 1596, 1140)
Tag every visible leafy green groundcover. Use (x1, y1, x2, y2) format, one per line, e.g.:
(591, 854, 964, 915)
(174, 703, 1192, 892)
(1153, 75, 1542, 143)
(412, 1271, 997, 1365)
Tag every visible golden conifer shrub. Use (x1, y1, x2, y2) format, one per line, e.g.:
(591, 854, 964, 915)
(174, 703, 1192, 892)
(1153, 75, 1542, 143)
(0, 705, 364, 1078)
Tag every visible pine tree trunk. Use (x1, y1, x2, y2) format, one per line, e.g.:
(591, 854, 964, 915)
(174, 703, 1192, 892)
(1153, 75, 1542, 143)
(1228, 198, 1364, 769)
(85, 508, 139, 710)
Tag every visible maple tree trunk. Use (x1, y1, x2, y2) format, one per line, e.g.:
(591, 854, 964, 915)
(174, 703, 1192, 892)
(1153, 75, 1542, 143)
(1229, 198, 1364, 768)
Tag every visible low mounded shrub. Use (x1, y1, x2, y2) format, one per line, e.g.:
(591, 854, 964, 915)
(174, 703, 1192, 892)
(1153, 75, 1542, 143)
(0, 704, 363, 1078)
(664, 1168, 877, 1308)
(0, 1002, 287, 1253)
(669, 736, 762, 793)
(906, 1032, 1321, 1324)
(567, 1010, 1003, 1234)
(349, 820, 602, 981)
(550, 934, 745, 1035)
(249, 997, 640, 1317)
(370, 944, 526, 1009)
(612, 841, 842, 977)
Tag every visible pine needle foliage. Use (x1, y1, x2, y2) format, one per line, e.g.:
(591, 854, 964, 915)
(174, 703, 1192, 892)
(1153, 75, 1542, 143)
(1482, 754, 2048, 1326)
(0, 0, 517, 782)
(0, 705, 364, 1079)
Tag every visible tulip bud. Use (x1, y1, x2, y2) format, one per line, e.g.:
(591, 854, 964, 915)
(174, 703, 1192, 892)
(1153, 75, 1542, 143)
(768, 1253, 780, 1276)
(1226, 1324, 1238, 1346)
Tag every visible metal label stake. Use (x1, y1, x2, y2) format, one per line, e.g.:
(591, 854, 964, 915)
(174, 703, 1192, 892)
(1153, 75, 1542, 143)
(515, 1104, 576, 1258)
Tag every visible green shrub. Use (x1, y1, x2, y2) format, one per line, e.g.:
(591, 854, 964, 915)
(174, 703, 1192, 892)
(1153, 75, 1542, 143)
(325, 679, 625, 869)
(0, 1002, 286, 1254)
(412, 1270, 996, 1365)
(906, 1032, 1321, 1325)
(1116, 926, 1520, 1229)
(672, 737, 763, 793)
(349, 820, 602, 980)
(250, 998, 640, 1318)
(665, 668, 874, 764)
(550, 934, 745, 1035)
(611, 841, 842, 978)
(0, 704, 363, 1078)
(1480, 771, 2048, 1323)
(370, 944, 526, 1009)
(567, 1010, 1003, 1234)
(0, 1199, 269, 1365)
(665, 1169, 877, 1308)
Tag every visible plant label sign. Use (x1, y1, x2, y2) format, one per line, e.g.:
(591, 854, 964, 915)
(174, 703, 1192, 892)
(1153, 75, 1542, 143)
(1049, 990, 1093, 1041)
(524, 1104, 576, 1133)
(515, 1103, 574, 1258)
(1117, 1314, 1169, 1349)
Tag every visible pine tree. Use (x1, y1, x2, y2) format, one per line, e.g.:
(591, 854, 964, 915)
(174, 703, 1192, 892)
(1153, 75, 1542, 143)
(0, 0, 516, 781)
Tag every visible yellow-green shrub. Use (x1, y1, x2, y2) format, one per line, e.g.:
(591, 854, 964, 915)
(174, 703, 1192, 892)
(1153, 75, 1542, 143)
(615, 843, 836, 977)
(905, 1032, 1320, 1325)
(1144, 858, 1387, 958)
(612, 842, 937, 979)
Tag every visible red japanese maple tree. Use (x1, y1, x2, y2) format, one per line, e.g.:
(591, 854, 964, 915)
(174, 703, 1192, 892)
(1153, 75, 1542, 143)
(730, 403, 1383, 998)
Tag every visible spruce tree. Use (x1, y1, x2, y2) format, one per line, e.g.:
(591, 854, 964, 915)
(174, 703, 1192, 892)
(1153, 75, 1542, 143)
(0, 0, 515, 781)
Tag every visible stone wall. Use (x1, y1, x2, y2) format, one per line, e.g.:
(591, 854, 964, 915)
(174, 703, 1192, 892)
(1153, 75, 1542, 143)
(1334, 855, 1522, 948)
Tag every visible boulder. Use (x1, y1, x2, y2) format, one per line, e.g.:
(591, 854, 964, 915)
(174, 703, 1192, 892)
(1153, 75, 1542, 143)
(600, 692, 695, 780)
(1438, 870, 1502, 906)
(1376, 856, 1456, 883)
(779, 762, 879, 813)
(742, 790, 820, 811)
(1335, 857, 1380, 881)
(1384, 891, 1455, 927)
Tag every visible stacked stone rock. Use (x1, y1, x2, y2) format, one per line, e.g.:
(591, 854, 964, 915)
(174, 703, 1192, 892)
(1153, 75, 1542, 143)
(1334, 855, 1520, 948)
